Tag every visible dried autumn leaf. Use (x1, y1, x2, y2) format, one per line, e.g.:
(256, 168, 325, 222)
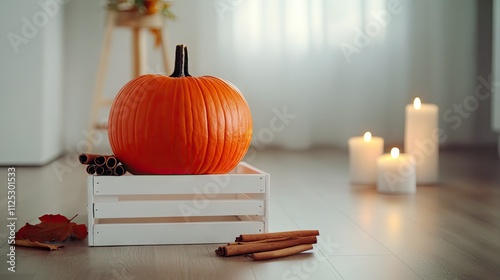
(16, 214, 88, 243)
(15, 239, 63, 251)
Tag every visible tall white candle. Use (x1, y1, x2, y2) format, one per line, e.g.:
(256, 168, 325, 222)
(377, 147, 416, 194)
(404, 97, 439, 184)
(349, 132, 384, 184)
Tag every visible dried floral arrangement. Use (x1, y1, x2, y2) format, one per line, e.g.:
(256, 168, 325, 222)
(107, 0, 175, 19)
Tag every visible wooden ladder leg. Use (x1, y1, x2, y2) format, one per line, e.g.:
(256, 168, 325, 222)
(159, 27, 171, 74)
(88, 11, 116, 142)
(132, 27, 147, 77)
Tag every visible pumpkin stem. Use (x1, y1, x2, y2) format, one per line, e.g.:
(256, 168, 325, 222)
(170, 44, 191, 77)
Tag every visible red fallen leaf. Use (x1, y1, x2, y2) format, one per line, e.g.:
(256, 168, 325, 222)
(16, 214, 88, 243)
(15, 239, 63, 251)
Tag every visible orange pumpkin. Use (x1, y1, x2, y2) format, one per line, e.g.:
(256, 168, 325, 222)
(108, 45, 253, 175)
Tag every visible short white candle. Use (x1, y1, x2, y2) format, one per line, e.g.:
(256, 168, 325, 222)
(404, 97, 439, 184)
(348, 132, 384, 184)
(377, 147, 416, 194)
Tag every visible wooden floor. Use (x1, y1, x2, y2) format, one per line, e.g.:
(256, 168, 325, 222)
(0, 147, 499, 280)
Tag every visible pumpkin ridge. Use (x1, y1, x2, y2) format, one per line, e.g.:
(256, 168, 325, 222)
(225, 79, 246, 171)
(185, 78, 207, 174)
(179, 78, 192, 172)
(145, 77, 171, 172)
(201, 77, 228, 173)
(161, 78, 176, 173)
(182, 79, 192, 171)
(212, 79, 231, 173)
(113, 88, 128, 160)
(169, 78, 184, 173)
(189, 77, 210, 174)
(131, 75, 165, 173)
(221, 86, 236, 172)
(112, 76, 150, 164)
(193, 77, 218, 174)
(210, 78, 238, 173)
(235, 91, 252, 165)
(119, 78, 143, 170)
(209, 77, 251, 172)
(131, 77, 155, 161)
(176, 78, 195, 174)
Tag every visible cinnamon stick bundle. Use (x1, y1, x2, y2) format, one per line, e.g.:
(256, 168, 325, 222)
(79, 153, 126, 176)
(215, 236, 317, 257)
(216, 230, 320, 261)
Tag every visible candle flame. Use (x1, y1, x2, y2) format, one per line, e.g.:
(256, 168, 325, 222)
(363, 132, 372, 142)
(391, 147, 400, 159)
(413, 97, 421, 110)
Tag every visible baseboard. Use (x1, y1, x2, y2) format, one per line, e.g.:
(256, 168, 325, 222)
(0, 151, 65, 167)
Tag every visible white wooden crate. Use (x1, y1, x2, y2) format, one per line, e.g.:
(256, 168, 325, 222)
(87, 162, 269, 246)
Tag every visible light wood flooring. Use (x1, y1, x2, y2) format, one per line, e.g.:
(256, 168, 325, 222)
(0, 147, 499, 280)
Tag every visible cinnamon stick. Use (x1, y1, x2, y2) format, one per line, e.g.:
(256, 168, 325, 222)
(113, 165, 126, 176)
(247, 244, 313, 261)
(235, 230, 319, 242)
(216, 236, 317, 257)
(226, 237, 292, 245)
(78, 153, 101, 164)
(105, 156, 118, 169)
(96, 165, 107, 175)
(86, 164, 96, 175)
(94, 155, 106, 166)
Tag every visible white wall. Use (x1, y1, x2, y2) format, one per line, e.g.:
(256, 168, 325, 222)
(0, 0, 63, 165)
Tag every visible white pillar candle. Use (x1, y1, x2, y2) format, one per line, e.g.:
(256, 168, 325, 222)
(404, 97, 439, 184)
(377, 148, 416, 194)
(348, 132, 384, 184)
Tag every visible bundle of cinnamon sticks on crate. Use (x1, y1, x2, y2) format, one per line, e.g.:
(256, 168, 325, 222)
(79, 153, 126, 176)
(216, 230, 319, 261)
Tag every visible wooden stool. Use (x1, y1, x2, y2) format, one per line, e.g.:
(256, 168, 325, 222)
(87, 10, 171, 135)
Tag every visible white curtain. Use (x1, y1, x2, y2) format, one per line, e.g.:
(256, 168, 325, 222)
(163, 0, 494, 149)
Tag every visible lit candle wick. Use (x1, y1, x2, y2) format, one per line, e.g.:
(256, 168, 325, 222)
(391, 147, 400, 159)
(413, 97, 421, 110)
(363, 132, 372, 142)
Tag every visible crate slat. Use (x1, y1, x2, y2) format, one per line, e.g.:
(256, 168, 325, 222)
(94, 199, 264, 218)
(94, 174, 265, 195)
(91, 221, 264, 246)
